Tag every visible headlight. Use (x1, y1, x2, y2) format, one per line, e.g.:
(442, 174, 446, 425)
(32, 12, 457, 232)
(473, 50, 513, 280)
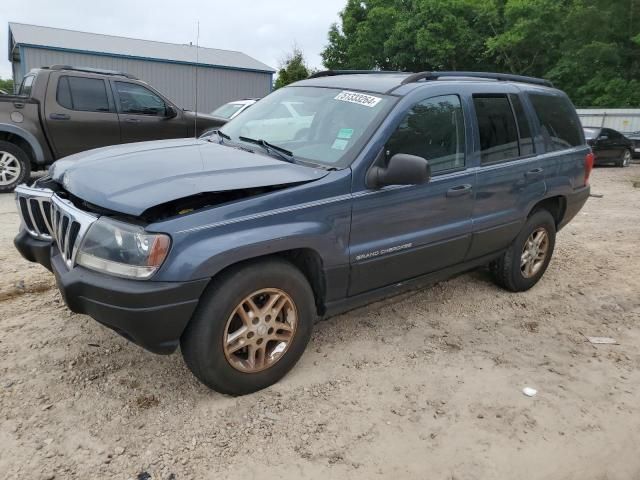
(76, 218, 171, 279)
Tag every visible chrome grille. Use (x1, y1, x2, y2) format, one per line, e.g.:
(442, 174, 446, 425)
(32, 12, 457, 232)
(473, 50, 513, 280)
(50, 194, 98, 269)
(15, 185, 54, 240)
(15, 185, 98, 269)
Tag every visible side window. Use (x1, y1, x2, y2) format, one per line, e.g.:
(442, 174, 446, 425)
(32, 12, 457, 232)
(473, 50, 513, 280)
(56, 77, 72, 109)
(528, 93, 583, 151)
(608, 129, 622, 139)
(115, 82, 167, 116)
(386, 95, 465, 174)
(19, 75, 35, 96)
(509, 94, 535, 156)
(56, 76, 110, 112)
(473, 95, 519, 164)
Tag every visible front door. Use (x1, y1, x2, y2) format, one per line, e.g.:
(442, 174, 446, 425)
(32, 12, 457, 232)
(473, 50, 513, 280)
(112, 81, 187, 144)
(349, 94, 475, 296)
(44, 73, 120, 158)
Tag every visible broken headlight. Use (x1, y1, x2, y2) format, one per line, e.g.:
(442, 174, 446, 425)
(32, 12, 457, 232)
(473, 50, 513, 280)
(76, 218, 170, 279)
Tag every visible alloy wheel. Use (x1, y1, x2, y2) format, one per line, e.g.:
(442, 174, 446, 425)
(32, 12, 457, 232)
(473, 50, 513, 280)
(623, 150, 631, 167)
(520, 227, 549, 279)
(223, 288, 298, 373)
(0, 151, 21, 186)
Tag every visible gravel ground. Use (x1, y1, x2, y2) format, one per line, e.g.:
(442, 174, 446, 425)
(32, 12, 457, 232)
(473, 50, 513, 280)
(1, 165, 639, 480)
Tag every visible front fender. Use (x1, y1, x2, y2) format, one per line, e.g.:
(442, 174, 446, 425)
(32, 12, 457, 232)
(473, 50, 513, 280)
(157, 218, 350, 282)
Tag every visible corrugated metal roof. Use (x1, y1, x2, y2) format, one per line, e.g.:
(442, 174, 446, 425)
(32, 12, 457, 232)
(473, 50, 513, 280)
(9, 22, 275, 73)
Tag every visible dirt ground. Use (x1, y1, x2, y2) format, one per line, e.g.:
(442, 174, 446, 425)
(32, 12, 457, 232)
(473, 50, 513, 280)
(1, 165, 639, 480)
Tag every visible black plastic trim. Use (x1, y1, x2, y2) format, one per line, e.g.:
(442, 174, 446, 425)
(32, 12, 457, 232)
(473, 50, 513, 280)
(324, 252, 502, 319)
(14, 229, 53, 271)
(49, 254, 209, 354)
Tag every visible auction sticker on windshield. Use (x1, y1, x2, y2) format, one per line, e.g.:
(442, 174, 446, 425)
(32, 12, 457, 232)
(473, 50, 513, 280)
(334, 91, 382, 108)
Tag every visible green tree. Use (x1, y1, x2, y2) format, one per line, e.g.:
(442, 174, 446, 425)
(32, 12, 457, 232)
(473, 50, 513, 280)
(0, 77, 13, 93)
(322, 0, 640, 107)
(274, 47, 311, 89)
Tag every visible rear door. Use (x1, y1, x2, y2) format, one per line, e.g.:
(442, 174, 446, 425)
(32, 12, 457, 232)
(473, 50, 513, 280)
(466, 92, 549, 259)
(112, 81, 187, 143)
(349, 94, 475, 295)
(44, 73, 120, 158)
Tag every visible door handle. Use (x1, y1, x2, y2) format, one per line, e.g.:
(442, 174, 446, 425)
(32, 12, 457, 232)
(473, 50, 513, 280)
(49, 113, 70, 120)
(446, 184, 473, 198)
(525, 168, 543, 179)
(124, 118, 142, 123)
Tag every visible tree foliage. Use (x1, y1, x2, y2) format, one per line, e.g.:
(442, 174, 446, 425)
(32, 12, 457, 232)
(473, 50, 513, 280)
(0, 77, 13, 93)
(275, 47, 311, 89)
(322, 0, 640, 106)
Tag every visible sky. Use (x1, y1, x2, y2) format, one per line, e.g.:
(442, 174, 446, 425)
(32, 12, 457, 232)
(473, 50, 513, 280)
(0, 0, 346, 79)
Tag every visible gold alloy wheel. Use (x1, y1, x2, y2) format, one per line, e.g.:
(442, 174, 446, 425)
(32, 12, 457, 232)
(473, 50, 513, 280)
(520, 227, 549, 278)
(223, 288, 298, 373)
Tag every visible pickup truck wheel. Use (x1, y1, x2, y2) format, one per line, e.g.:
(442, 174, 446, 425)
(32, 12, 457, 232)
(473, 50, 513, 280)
(181, 259, 315, 395)
(0, 141, 31, 193)
(491, 210, 556, 292)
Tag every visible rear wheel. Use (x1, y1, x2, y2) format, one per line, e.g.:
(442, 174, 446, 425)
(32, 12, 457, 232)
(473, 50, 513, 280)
(619, 149, 631, 167)
(0, 141, 31, 193)
(181, 259, 315, 395)
(491, 210, 556, 292)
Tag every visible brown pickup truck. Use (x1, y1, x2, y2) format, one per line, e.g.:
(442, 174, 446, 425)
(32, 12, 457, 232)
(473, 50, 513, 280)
(0, 65, 224, 192)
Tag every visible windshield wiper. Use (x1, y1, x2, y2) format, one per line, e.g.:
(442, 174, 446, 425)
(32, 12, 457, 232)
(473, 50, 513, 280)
(238, 136, 295, 163)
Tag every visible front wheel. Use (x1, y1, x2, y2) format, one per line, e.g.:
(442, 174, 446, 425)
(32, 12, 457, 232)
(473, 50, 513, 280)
(181, 259, 315, 395)
(619, 149, 632, 167)
(491, 210, 556, 292)
(0, 141, 31, 193)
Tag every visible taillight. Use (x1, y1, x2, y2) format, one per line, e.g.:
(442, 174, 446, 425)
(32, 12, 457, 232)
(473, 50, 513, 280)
(584, 152, 594, 186)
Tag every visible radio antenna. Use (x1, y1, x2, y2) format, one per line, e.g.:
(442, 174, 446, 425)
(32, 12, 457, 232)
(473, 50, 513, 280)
(194, 21, 200, 137)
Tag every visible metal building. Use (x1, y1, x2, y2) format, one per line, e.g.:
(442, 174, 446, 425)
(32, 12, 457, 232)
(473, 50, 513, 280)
(8, 22, 275, 112)
(577, 108, 640, 133)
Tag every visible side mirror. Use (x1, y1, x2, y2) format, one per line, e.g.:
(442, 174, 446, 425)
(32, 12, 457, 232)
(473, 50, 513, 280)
(367, 153, 431, 189)
(165, 105, 178, 119)
(598, 135, 608, 141)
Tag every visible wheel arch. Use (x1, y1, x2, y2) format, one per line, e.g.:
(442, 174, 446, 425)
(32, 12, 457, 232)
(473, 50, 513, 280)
(0, 124, 44, 165)
(528, 195, 567, 229)
(204, 248, 328, 316)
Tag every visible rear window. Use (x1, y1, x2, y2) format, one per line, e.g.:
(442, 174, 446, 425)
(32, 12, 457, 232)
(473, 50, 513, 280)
(528, 93, 583, 151)
(19, 75, 35, 96)
(57, 76, 110, 112)
(211, 103, 245, 119)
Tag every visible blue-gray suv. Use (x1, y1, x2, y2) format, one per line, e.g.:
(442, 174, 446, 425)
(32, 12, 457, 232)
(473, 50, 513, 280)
(14, 71, 592, 395)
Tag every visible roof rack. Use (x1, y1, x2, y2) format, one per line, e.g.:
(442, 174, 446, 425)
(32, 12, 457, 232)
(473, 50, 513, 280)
(400, 71, 553, 88)
(45, 65, 138, 80)
(308, 69, 403, 79)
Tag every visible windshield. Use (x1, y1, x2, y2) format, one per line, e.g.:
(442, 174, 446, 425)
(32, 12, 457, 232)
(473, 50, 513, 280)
(212, 102, 246, 119)
(220, 86, 394, 168)
(583, 128, 600, 139)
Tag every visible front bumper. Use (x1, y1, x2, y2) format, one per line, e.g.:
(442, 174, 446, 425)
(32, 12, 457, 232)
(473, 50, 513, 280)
(15, 229, 209, 354)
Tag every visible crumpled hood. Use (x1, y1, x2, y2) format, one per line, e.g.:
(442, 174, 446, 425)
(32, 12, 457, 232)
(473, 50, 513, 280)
(50, 138, 328, 216)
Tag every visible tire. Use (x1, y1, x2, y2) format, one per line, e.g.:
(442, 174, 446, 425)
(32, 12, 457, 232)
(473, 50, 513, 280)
(0, 141, 31, 193)
(491, 209, 556, 292)
(619, 149, 632, 167)
(181, 259, 316, 395)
